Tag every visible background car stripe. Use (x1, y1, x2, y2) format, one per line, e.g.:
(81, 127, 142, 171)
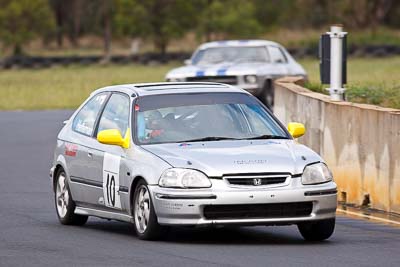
(217, 69, 227, 75)
(195, 70, 205, 77)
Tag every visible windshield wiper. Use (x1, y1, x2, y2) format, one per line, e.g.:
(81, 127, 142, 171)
(178, 136, 239, 143)
(242, 135, 290, 140)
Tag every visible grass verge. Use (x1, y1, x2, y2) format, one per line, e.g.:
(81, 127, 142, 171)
(0, 57, 399, 110)
(299, 57, 400, 109)
(0, 64, 178, 110)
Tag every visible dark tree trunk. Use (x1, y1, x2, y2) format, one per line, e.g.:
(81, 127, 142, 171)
(69, 0, 82, 47)
(103, 8, 112, 62)
(53, 1, 64, 47)
(13, 44, 23, 56)
(205, 0, 213, 42)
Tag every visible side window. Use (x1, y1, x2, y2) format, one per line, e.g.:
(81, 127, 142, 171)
(268, 46, 287, 63)
(97, 93, 130, 136)
(72, 93, 108, 136)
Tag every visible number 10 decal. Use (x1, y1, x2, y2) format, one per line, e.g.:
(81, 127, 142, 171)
(105, 173, 116, 206)
(103, 153, 122, 209)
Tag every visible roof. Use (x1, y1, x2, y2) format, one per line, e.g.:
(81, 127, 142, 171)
(198, 39, 281, 50)
(91, 82, 247, 97)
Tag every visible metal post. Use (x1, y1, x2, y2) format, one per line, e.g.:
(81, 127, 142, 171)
(327, 25, 347, 101)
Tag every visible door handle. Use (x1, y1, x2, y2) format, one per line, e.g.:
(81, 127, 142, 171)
(88, 151, 93, 158)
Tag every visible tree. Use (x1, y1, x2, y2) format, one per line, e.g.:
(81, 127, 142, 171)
(197, 0, 262, 41)
(0, 0, 54, 55)
(49, 0, 66, 47)
(97, 0, 114, 62)
(114, 0, 198, 55)
(253, 0, 295, 30)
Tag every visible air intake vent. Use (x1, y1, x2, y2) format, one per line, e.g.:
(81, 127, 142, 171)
(203, 202, 313, 220)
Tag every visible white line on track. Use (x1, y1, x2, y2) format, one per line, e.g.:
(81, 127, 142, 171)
(337, 208, 400, 226)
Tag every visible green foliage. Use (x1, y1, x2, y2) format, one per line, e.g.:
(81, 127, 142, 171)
(0, 0, 54, 55)
(253, 0, 297, 29)
(114, 0, 198, 53)
(304, 82, 326, 94)
(2, 0, 400, 55)
(305, 83, 400, 110)
(300, 56, 400, 109)
(346, 85, 400, 108)
(197, 0, 262, 40)
(113, 0, 149, 37)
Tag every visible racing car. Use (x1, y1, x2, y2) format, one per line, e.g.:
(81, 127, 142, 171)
(51, 82, 336, 241)
(165, 40, 307, 107)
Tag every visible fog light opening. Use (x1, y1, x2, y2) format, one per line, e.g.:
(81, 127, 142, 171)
(339, 191, 347, 208)
(362, 194, 371, 208)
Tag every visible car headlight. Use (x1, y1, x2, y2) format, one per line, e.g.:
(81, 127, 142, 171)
(244, 75, 257, 84)
(159, 168, 211, 188)
(301, 163, 333, 185)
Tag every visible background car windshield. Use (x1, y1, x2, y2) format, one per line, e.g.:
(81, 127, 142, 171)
(192, 46, 270, 65)
(135, 93, 288, 144)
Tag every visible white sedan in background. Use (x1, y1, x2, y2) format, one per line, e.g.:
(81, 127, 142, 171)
(165, 40, 307, 107)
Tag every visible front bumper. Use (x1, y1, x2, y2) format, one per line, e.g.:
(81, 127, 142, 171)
(149, 178, 337, 226)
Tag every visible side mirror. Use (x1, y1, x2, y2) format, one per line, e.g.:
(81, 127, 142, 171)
(97, 128, 130, 149)
(184, 59, 191, 65)
(287, 122, 305, 138)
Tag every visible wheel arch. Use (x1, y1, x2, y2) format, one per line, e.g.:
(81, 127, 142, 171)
(129, 175, 147, 214)
(53, 163, 66, 192)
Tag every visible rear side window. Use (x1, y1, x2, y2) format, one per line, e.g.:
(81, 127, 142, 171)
(97, 93, 130, 136)
(72, 93, 108, 136)
(268, 46, 287, 63)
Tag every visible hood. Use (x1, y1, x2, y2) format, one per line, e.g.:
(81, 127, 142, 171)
(166, 62, 278, 79)
(142, 140, 322, 177)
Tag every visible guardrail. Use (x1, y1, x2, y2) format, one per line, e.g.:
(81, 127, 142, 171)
(288, 44, 400, 58)
(1, 45, 400, 69)
(274, 76, 400, 214)
(0, 52, 192, 69)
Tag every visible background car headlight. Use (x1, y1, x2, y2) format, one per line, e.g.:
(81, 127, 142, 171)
(301, 163, 333, 185)
(244, 75, 257, 84)
(159, 168, 211, 188)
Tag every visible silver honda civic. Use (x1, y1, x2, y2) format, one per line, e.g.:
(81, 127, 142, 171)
(50, 82, 337, 241)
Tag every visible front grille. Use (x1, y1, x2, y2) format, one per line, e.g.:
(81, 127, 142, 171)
(226, 177, 287, 186)
(224, 173, 289, 186)
(203, 202, 313, 220)
(186, 76, 237, 85)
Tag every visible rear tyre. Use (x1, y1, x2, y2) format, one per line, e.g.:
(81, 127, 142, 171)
(54, 169, 88, 226)
(297, 218, 335, 241)
(133, 180, 165, 240)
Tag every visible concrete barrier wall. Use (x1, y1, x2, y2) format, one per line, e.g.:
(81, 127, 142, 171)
(274, 77, 400, 214)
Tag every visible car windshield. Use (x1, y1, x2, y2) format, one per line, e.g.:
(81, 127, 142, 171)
(192, 46, 270, 66)
(135, 93, 289, 145)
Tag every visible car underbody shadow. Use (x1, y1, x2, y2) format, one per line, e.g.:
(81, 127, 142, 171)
(82, 218, 335, 245)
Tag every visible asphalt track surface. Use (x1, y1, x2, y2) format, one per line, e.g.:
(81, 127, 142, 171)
(1, 110, 400, 267)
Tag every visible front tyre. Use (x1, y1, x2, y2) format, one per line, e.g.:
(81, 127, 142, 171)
(261, 79, 274, 109)
(133, 180, 164, 240)
(55, 170, 88, 225)
(297, 218, 335, 241)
